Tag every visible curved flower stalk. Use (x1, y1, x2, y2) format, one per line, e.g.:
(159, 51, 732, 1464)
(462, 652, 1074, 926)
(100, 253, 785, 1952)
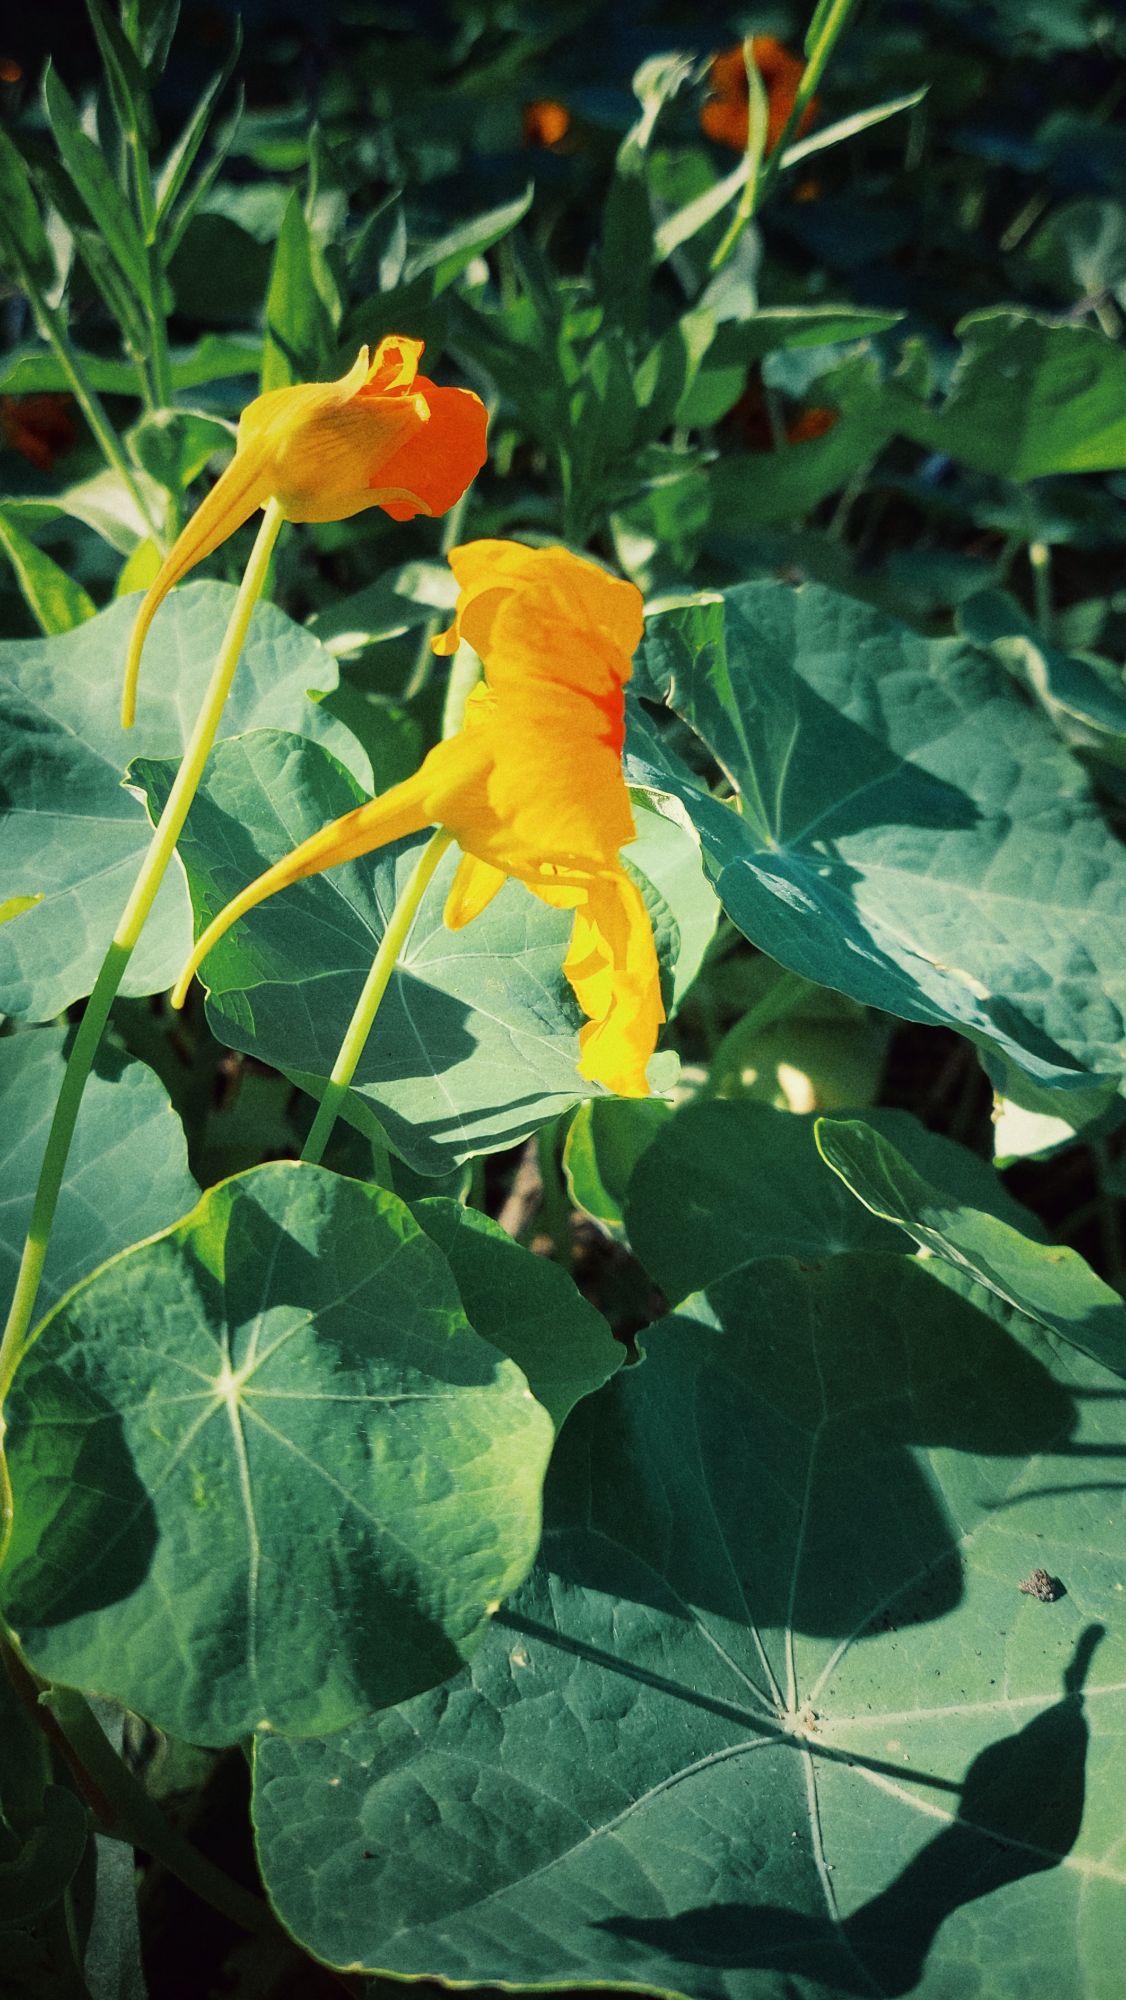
(123, 336, 488, 725)
(174, 541, 665, 1098)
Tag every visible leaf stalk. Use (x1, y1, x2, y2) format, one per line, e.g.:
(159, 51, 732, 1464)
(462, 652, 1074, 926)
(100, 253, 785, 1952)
(300, 828, 455, 1166)
(0, 501, 285, 1444)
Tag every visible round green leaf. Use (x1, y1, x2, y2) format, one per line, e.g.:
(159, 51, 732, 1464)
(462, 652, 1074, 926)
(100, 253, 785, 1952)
(412, 1197, 622, 1432)
(625, 1098, 903, 1299)
(253, 1258, 1126, 1995)
(1, 1162, 553, 1745)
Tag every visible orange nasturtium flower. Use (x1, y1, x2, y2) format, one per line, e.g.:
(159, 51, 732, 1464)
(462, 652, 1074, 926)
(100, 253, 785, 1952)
(1, 393, 77, 472)
(701, 37, 818, 155)
(173, 541, 665, 1098)
(522, 98, 571, 147)
(123, 335, 488, 725)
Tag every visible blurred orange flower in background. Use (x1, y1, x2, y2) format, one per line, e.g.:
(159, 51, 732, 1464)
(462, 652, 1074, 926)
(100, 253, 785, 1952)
(174, 541, 665, 1098)
(124, 335, 487, 725)
(786, 405, 838, 443)
(701, 36, 818, 154)
(522, 99, 571, 147)
(1, 393, 77, 472)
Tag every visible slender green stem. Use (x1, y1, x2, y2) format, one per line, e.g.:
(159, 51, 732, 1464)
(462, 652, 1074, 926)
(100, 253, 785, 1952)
(535, 1116, 573, 1264)
(710, 0, 861, 269)
(0, 227, 165, 545)
(301, 829, 454, 1166)
(401, 453, 483, 701)
(709, 38, 771, 273)
(1028, 537, 1052, 641)
(1022, 492, 1053, 642)
(129, 134, 175, 413)
(0, 501, 285, 1418)
(1, 1632, 272, 1937)
(127, 127, 181, 534)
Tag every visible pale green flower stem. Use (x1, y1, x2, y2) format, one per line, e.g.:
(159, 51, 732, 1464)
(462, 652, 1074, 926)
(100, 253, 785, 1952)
(0, 500, 286, 1413)
(710, 0, 862, 270)
(300, 828, 455, 1167)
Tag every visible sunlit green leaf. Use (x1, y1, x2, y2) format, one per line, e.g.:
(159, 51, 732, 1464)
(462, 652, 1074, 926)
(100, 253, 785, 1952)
(631, 578, 1126, 1090)
(0, 1028, 197, 1325)
(0, 585, 367, 1021)
(893, 310, 1126, 479)
(134, 731, 616, 1177)
(3, 1162, 553, 1744)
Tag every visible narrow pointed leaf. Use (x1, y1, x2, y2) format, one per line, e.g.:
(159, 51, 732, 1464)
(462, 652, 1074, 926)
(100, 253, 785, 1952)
(817, 1113, 1126, 1378)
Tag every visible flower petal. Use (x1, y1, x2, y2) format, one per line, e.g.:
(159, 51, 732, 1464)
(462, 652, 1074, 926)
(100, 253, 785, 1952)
(360, 336, 424, 396)
(563, 871, 665, 1097)
(171, 769, 435, 1008)
(443, 853, 508, 930)
(374, 381, 489, 523)
(267, 396, 428, 523)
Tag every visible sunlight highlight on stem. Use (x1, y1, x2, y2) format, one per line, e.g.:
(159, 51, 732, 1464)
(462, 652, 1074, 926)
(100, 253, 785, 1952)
(0, 499, 286, 1413)
(300, 828, 455, 1167)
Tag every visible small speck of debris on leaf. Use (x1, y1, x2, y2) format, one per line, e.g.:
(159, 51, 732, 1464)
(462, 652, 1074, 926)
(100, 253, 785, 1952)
(1019, 1567, 1064, 1603)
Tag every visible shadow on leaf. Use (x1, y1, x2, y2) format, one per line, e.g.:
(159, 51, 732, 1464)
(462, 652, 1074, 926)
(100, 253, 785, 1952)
(597, 1625, 1104, 1996)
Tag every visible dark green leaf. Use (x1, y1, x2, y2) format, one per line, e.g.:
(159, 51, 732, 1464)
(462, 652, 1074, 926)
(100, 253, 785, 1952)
(412, 1199, 622, 1430)
(676, 308, 903, 429)
(0, 335, 260, 399)
(41, 64, 151, 305)
(624, 1099, 903, 1298)
(563, 1097, 674, 1239)
(0, 130, 56, 294)
(162, 85, 246, 263)
(401, 186, 533, 293)
(253, 1257, 1126, 1992)
(707, 355, 893, 526)
(0, 510, 95, 636)
(959, 591, 1126, 773)
(260, 189, 339, 391)
(121, 0, 180, 73)
(893, 311, 1126, 479)
(85, 0, 157, 148)
(154, 27, 241, 227)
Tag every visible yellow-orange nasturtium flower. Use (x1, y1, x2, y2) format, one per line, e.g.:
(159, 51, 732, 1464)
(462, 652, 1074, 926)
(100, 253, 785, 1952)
(173, 541, 666, 1097)
(122, 336, 488, 726)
